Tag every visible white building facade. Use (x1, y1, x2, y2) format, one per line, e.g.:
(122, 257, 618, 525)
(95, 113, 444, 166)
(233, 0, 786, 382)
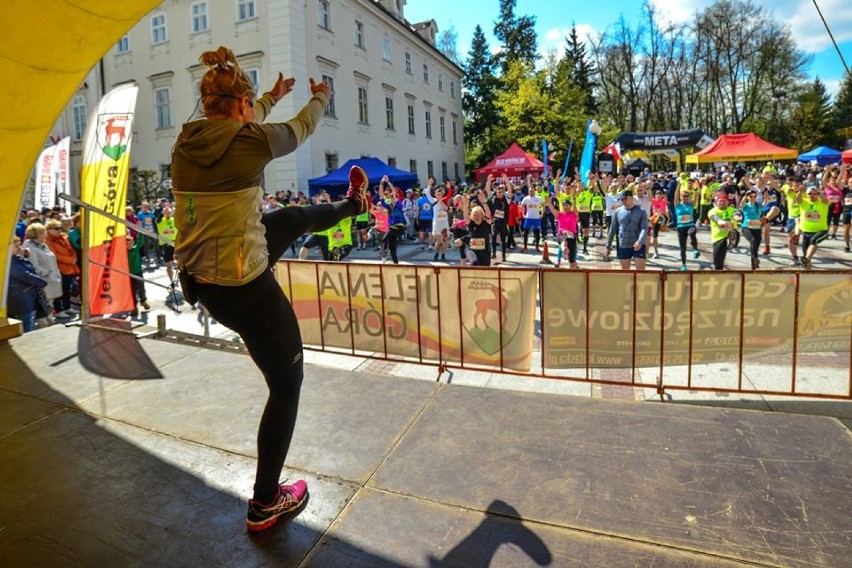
(56, 0, 464, 198)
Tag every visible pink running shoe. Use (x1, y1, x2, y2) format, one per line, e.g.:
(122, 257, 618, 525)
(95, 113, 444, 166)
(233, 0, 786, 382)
(246, 479, 308, 532)
(346, 166, 370, 215)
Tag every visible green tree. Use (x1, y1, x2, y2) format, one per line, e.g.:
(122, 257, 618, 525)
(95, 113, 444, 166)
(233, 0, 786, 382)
(463, 25, 503, 171)
(495, 59, 588, 173)
(788, 78, 834, 151)
(831, 70, 852, 148)
(493, 0, 538, 74)
(562, 24, 597, 114)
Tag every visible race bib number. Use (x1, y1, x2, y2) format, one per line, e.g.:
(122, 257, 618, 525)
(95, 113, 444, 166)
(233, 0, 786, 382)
(678, 214, 693, 224)
(161, 228, 175, 236)
(578, 205, 589, 212)
(421, 204, 431, 211)
(436, 211, 447, 220)
(746, 220, 761, 229)
(332, 231, 345, 240)
(470, 238, 486, 250)
(804, 210, 821, 221)
(564, 231, 575, 239)
(845, 196, 852, 206)
(494, 210, 505, 219)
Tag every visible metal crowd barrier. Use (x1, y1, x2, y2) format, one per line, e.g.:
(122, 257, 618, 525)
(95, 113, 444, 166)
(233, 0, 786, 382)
(276, 260, 852, 401)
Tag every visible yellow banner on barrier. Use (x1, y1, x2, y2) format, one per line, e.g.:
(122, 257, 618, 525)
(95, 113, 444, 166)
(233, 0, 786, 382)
(276, 262, 538, 372)
(542, 271, 849, 370)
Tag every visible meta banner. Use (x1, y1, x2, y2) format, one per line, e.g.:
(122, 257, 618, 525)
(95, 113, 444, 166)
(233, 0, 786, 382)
(542, 271, 851, 370)
(276, 263, 538, 372)
(615, 129, 706, 150)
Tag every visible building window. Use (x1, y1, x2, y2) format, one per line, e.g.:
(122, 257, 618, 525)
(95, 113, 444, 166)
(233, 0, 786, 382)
(383, 37, 392, 62)
(452, 119, 458, 145)
(191, 2, 209, 33)
(355, 21, 364, 48)
(318, 0, 330, 30)
(423, 63, 429, 84)
(405, 52, 412, 74)
(357, 86, 369, 124)
(325, 152, 338, 173)
(245, 68, 260, 93)
(442, 161, 448, 181)
(237, 0, 256, 21)
(155, 88, 173, 129)
(409, 159, 417, 176)
(454, 163, 460, 181)
(385, 97, 394, 130)
(151, 13, 167, 44)
(388, 157, 397, 168)
(450, 81, 455, 98)
(439, 116, 446, 142)
(116, 35, 130, 54)
(71, 96, 87, 141)
(407, 104, 415, 135)
(438, 73, 444, 92)
(425, 110, 432, 139)
(322, 75, 336, 117)
(427, 160, 434, 179)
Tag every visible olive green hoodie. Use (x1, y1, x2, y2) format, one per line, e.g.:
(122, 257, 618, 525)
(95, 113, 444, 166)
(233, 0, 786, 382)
(171, 91, 328, 285)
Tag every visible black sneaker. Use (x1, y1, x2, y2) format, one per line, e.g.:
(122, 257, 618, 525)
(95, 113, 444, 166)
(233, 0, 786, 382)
(433, 253, 439, 261)
(246, 480, 308, 533)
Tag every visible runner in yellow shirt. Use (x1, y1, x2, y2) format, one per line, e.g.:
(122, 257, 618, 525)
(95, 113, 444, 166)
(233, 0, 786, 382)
(795, 186, 830, 270)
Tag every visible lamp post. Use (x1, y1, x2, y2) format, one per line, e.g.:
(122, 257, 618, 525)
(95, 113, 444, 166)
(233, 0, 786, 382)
(771, 90, 786, 143)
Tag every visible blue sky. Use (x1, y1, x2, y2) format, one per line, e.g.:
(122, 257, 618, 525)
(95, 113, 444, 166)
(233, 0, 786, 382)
(405, 0, 851, 98)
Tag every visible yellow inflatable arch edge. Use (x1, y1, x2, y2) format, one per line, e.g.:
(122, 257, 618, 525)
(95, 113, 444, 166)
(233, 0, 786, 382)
(0, 0, 160, 317)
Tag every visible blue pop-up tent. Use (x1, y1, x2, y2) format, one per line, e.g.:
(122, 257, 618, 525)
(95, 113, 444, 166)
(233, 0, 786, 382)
(308, 157, 419, 196)
(798, 146, 842, 166)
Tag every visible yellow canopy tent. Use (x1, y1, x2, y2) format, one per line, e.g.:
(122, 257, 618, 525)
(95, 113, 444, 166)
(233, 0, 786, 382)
(0, 1, 159, 320)
(686, 133, 797, 164)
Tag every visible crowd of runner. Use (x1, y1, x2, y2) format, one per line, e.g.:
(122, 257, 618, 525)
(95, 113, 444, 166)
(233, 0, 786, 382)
(8, 161, 850, 333)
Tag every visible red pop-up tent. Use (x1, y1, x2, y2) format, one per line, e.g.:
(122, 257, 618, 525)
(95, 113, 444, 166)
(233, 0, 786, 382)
(686, 133, 797, 164)
(843, 149, 852, 164)
(475, 142, 544, 181)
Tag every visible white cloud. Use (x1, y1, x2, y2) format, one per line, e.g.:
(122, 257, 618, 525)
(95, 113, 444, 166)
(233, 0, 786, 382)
(648, 0, 852, 55)
(539, 24, 598, 59)
(785, 0, 852, 54)
(823, 78, 842, 100)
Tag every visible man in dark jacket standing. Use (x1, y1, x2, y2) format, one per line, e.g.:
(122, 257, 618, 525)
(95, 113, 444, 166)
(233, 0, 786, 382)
(7, 236, 47, 332)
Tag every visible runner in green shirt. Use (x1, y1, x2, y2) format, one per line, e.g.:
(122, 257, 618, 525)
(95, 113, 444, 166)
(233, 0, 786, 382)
(795, 186, 830, 270)
(707, 193, 735, 270)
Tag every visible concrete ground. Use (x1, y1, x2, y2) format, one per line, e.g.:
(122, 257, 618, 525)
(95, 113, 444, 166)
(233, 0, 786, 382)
(1, 322, 851, 567)
(5, 221, 849, 566)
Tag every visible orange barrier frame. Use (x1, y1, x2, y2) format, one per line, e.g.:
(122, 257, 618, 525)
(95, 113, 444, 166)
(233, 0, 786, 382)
(277, 261, 852, 401)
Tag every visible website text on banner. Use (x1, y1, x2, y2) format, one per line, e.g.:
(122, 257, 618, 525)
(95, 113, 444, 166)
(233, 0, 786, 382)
(275, 262, 538, 373)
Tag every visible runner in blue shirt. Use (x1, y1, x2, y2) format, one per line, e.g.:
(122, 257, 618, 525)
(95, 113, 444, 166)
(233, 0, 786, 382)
(674, 188, 700, 271)
(414, 191, 434, 249)
(739, 189, 765, 270)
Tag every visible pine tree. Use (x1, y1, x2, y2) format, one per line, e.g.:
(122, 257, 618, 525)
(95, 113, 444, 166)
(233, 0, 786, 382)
(463, 25, 503, 168)
(788, 78, 834, 150)
(559, 24, 598, 114)
(831, 70, 852, 148)
(493, 0, 538, 74)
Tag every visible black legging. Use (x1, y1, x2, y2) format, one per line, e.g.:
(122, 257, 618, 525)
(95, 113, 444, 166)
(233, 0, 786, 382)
(491, 222, 508, 256)
(712, 238, 728, 270)
(676, 226, 697, 265)
(383, 224, 404, 263)
(523, 226, 541, 249)
(742, 227, 762, 265)
(192, 200, 356, 503)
